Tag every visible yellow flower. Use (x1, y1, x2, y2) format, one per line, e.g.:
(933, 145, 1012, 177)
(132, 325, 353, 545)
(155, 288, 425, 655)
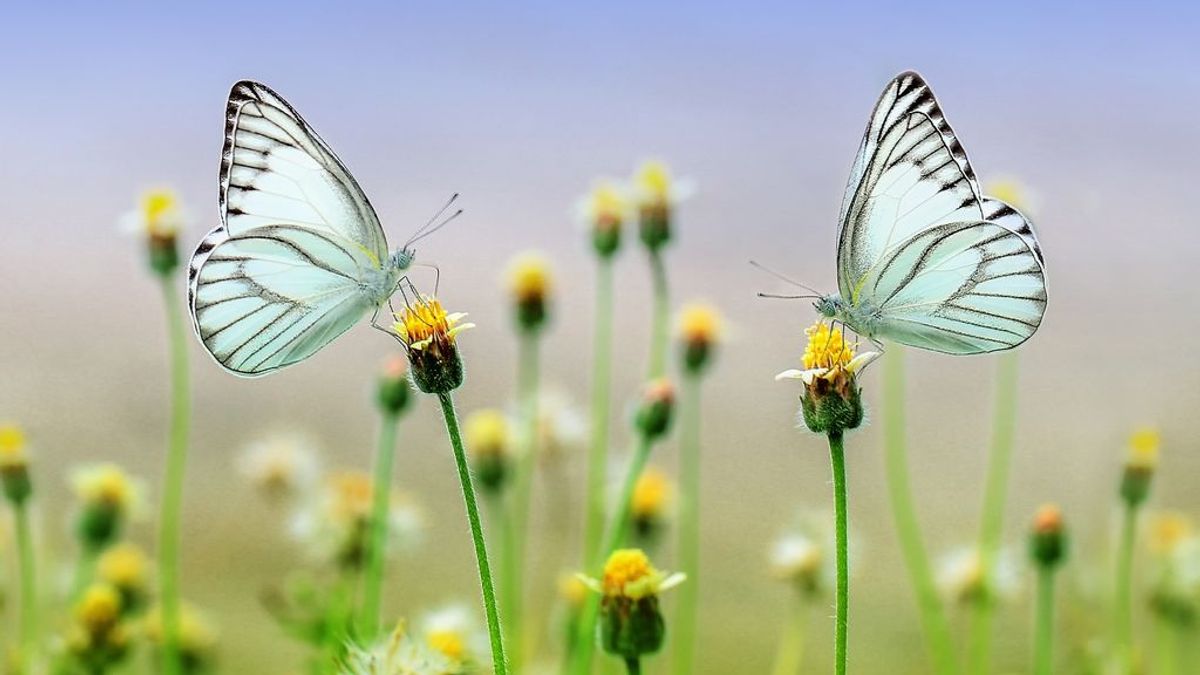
(76, 583, 122, 635)
(937, 545, 1019, 606)
(342, 622, 459, 675)
(678, 302, 722, 373)
(71, 463, 142, 514)
(507, 252, 553, 304)
(582, 181, 627, 227)
(419, 605, 480, 664)
(593, 548, 685, 600)
(984, 178, 1031, 212)
(1148, 512, 1194, 556)
(632, 160, 692, 251)
(631, 466, 673, 522)
(802, 322, 854, 371)
(0, 423, 27, 469)
(633, 160, 676, 207)
(236, 432, 321, 500)
(465, 409, 511, 459)
(144, 602, 218, 656)
(392, 295, 474, 394)
(776, 321, 879, 434)
(98, 543, 150, 594)
(124, 188, 186, 239)
(1128, 428, 1160, 470)
(559, 572, 589, 609)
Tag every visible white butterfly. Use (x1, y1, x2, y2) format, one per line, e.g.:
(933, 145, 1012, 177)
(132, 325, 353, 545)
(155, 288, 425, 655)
(188, 81, 450, 377)
(807, 71, 1047, 355)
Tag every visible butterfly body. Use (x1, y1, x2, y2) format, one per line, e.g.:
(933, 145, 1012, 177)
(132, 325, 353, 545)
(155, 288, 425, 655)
(821, 71, 1047, 355)
(188, 81, 421, 377)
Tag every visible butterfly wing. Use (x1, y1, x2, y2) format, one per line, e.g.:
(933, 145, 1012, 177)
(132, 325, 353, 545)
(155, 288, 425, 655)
(836, 72, 1046, 353)
(188, 81, 389, 377)
(865, 221, 1046, 354)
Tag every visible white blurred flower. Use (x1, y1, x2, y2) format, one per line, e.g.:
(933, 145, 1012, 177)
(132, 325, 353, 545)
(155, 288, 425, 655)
(290, 471, 425, 568)
(118, 187, 189, 239)
(937, 545, 1020, 607)
(768, 510, 847, 598)
(341, 622, 463, 675)
(534, 389, 586, 462)
(237, 432, 322, 500)
(418, 604, 487, 667)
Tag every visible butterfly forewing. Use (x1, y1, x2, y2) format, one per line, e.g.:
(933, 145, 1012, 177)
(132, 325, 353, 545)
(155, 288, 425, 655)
(836, 72, 1047, 353)
(188, 81, 391, 377)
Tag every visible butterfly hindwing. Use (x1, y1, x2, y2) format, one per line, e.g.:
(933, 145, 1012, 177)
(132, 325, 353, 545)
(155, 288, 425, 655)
(867, 220, 1046, 354)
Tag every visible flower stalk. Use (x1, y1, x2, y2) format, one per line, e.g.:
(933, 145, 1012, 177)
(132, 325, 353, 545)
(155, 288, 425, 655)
(359, 411, 400, 638)
(1115, 429, 1158, 669)
(881, 347, 958, 675)
(1030, 504, 1067, 675)
(770, 600, 808, 675)
(967, 351, 1020, 674)
(583, 255, 616, 575)
(828, 431, 850, 675)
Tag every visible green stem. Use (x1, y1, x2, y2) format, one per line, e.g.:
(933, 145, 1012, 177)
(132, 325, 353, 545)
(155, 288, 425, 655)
(436, 392, 509, 675)
(672, 373, 703, 675)
(359, 410, 400, 638)
(770, 600, 807, 675)
(571, 432, 656, 675)
(1033, 566, 1056, 675)
(828, 432, 849, 675)
(1154, 617, 1179, 675)
(882, 347, 958, 675)
(967, 351, 1020, 675)
(646, 249, 669, 380)
(15, 502, 37, 670)
(507, 330, 541, 667)
(583, 258, 615, 571)
(625, 656, 642, 675)
(1115, 501, 1138, 668)
(322, 570, 357, 670)
(157, 276, 191, 675)
(71, 546, 100, 602)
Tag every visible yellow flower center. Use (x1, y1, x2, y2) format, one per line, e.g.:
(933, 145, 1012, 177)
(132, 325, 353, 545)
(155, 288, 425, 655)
(602, 549, 654, 596)
(140, 189, 181, 236)
(1128, 428, 1160, 469)
(76, 464, 134, 508)
(426, 629, 466, 662)
(588, 182, 626, 226)
(328, 471, 374, 521)
(0, 423, 27, 467)
(507, 253, 552, 302)
(802, 322, 855, 371)
(679, 303, 721, 345)
(631, 467, 671, 518)
(392, 296, 472, 351)
(99, 543, 149, 589)
(635, 160, 672, 203)
(465, 409, 510, 458)
(1149, 512, 1193, 555)
(77, 584, 122, 633)
(559, 573, 589, 608)
(983, 179, 1027, 212)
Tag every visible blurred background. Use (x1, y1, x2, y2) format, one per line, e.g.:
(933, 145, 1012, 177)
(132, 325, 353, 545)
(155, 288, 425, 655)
(2, 2, 1199, 672)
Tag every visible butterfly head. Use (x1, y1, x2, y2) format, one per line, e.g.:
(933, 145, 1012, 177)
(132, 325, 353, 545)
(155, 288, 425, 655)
(390, 248, 416, 271)
(814, 295, 842, 319)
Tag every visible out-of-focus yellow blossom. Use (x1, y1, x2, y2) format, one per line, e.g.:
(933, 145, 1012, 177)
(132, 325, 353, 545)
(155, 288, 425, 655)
(392, 296, 475, 394)
(466, 409, 512, 493)
(579, 179, 627, 257)
(984, 177, 1033, 213)
(1149, 512, 1194, 556)
(1128, 428, 1160, 470)
(123, 188, 187, 239)
(144, 602, 218, 666)
(71, 463, 144, 515)
(340, 621, 459, 675)
(559, 572, 590, 610)
(66, 583, 131, 669)
(1122, 427, 1160, 507)
(535, 390, 586, 461)
(77, 583, 122, 635)
(630, 466, 673, 526)
(420, 605, 483, 666)
(291, 471, 424, 568)
(236, 432, 321, 501)
(631, 160, 692, 251)
(677, 303, 722, 373)
(98, 542, 151, 608)
(0, 424, 26, 468)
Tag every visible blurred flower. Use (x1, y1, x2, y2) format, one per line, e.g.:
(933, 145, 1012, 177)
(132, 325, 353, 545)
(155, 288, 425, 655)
(631, 160, 692, 251)
(340, 622, 462, 675)
(121, 187, 188, 276)
(984, 177, 1035, 213)
(579, 548, 684, 660)
(635, 379, 675, 440)
(1029, 503, 1068, 569)
(677, 302, 722, 375)
(630, 465, 674, 542)
(1147, 511, 1200, 627)
(419, 604, 486, 667)
(65, 583, 131, 671)
(937, 545, 1020, 607)
(465, 409, 513, 494)
(145, 602, 218, 673)
(578, 179, 627, 258)
(377, 355, 414, 416)
(776, 322, 878, 435)
(292, 471, 424, 569)
(768, 510, 851, 599)
(559, 572, 590, 612)
(97, 542, 151, 612)
(236, 432, 322, 501)
(0, 422, 31, 505)
(507, 252, 553, 333)
(392, 296, 474, 394)
(534, 389, 587, 462)
(70, 463, 146, 551)
(1121, 427, 1159, 507)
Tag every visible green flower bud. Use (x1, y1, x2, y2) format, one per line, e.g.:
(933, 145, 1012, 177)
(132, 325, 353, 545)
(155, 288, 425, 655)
(635, 379, 675, 440)
(376, 356, 413, 416)
(507, 253, 553, 334)
(1029, 504, 1068, 569)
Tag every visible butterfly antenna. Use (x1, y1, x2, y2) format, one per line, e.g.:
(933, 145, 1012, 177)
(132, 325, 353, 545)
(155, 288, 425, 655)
(748, 260, 824, 296)
(757, 292, 821, 300)
(407, 209, 462, 247)
(404, 193, 459, 248)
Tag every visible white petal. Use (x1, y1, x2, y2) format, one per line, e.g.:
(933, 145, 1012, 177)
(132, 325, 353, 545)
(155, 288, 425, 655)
(846, 351, 881, 374)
